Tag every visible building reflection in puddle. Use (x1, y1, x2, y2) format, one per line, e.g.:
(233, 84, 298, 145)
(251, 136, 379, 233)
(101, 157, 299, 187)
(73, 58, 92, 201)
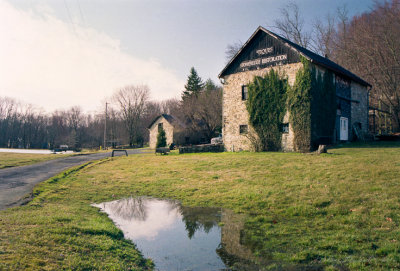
(92, 197, 262, 271)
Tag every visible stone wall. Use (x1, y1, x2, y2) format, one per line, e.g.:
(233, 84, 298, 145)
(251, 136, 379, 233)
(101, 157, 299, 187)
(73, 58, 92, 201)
(222, 63, 302, 152)
(148, 116, 174, 149)
(281, 111, 295, 151)
(351, 81, 369, 136)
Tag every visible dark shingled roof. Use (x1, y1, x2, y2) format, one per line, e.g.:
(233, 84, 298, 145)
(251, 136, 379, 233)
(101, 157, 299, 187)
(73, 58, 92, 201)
(147, 114, 186, 129)
(219, 26, 371, 87)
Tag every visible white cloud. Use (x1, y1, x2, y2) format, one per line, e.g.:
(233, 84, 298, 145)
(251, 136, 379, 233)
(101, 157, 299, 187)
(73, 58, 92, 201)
(0, 1, 184, 113)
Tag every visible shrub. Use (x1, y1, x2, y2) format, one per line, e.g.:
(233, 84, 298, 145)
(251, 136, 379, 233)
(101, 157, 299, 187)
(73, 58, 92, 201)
(156, 127, 167, 148)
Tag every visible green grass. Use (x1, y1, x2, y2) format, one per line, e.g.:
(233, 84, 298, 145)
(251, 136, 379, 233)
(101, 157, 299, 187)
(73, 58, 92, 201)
(0, 153, 75, 169)
(1, 142, 400, 270)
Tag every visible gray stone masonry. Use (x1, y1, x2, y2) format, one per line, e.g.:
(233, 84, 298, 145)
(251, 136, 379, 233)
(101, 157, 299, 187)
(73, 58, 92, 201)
(222, 63, 303, 151)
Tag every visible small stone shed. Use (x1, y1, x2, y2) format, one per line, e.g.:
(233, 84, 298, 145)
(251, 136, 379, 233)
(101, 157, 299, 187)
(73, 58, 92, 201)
(148, 114, 186, 149)
(219, 26, 371, 152)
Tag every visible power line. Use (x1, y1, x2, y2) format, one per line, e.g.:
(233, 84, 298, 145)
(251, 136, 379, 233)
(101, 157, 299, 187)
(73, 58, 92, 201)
(76, 0, 87, 28)
(63, 0, 77, 36)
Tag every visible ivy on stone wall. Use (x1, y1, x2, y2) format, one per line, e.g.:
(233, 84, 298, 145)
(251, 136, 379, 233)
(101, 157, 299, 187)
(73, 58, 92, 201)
(311, 66, 336, 148)
(288, 57, 337, 152)
(246, 69, 288, 151)
(287, 58, 312, 152)
(246, 58, 336, 153)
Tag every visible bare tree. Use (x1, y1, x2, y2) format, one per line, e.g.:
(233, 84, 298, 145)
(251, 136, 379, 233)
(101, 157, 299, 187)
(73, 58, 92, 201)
(194, 88, 222, 140)
(225, 40, 244, 62)
(66, 106, 83, 148)
(182, 86, 222, 142)
(331, 0, 400, 130)
(113, 85, 150, 147)
(313, 14, 336, 57)
(274, 1, 312, 49)
(160, 98, 181, 116)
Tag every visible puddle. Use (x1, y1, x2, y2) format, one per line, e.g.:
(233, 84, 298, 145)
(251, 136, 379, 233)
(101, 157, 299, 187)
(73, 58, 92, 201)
(92, 197, 263, 271)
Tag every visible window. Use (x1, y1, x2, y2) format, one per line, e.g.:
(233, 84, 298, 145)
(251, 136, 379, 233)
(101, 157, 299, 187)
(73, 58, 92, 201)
(158, 123, 163, 132)
(281, 123, 289, 133)
(241, 85, 248, 100)
(239, 125, 248, 134)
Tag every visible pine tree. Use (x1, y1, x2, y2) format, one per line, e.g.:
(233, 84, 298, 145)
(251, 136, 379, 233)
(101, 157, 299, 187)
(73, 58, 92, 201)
(156, 126, 167, 148)
(204, 78, 217, 91)
(182, 67, 204, 100)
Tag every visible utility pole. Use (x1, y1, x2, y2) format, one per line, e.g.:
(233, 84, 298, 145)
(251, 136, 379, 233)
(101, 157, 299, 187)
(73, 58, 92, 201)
(104, 102, 108, 150)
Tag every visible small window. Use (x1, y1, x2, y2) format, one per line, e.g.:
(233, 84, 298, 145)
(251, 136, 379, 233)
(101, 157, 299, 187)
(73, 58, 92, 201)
(158, 123, 163, 132)
(281, 123, 289, 134)
(239, 125, 248, 134)
(241, 85, 248, 100)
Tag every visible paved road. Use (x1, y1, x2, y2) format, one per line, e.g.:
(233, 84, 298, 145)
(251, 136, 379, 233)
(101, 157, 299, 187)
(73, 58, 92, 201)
(0, 149, 149, 210)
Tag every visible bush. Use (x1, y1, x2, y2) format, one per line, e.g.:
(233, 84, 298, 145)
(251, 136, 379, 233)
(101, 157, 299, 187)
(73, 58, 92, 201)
(156, 127, 167, 148)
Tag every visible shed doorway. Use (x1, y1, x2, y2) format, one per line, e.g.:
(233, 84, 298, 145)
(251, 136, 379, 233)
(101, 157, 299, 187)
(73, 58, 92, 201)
(340, 117, 349, 141)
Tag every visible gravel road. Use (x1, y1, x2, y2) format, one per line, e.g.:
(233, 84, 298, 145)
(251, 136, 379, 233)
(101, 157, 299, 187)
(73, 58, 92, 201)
(0, 149, 148, 210)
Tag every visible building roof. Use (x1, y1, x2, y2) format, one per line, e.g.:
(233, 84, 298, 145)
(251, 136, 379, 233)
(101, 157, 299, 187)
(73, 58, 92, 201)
(219, 26, 371, 87)
(148, 114, 186, 129)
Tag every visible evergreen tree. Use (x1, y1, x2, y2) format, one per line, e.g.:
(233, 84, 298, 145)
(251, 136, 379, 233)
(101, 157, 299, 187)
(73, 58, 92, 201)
(156, 126, 167, 148)
(182, 67, 204, 100)
(204, 78, 217, 91)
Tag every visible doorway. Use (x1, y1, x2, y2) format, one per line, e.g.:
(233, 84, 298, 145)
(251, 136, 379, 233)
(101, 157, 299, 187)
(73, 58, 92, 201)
(340, 117, 348, 141)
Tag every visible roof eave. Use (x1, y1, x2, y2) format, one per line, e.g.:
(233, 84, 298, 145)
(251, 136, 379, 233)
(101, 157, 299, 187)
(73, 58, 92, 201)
(219, 26, 265, 78)
(219, 26, 371, 88)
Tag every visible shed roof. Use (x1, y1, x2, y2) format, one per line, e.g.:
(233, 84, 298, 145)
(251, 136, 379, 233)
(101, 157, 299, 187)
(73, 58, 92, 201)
(148, 114, 186, 129)
(219, 26, 371, 87)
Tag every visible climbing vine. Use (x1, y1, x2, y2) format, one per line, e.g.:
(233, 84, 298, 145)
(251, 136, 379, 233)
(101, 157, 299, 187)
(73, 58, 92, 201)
(311, 65, 336, 149)
(287, 58, 312, 152)
(246, 58, 337, 153)
(246, 69, 288, 151)
(288, 57, 337, 152)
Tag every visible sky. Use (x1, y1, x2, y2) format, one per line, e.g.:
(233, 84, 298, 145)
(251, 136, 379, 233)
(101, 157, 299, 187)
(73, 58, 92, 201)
(0, 0, 375, 113)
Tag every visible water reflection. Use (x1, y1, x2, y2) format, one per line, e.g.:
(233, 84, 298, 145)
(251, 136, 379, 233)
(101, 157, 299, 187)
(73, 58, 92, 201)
(92, 197, 263, 271)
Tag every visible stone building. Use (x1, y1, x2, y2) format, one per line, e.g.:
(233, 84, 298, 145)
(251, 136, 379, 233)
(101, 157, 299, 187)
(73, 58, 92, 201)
(219, 26, 370, 152)
(148, 114, 186, 149)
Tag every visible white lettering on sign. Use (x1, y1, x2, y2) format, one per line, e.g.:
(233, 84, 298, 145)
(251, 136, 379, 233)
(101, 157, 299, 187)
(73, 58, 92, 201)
(240, 59, 261, 68)
(240, 54, 288, 69)
(256, 47, 273, 55)
(261, 54, 287, 64)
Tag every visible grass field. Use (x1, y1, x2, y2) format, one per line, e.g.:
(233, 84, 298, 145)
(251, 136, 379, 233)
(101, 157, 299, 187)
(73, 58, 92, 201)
(0, 153, 73, 169)
(0, 142, 399, 270)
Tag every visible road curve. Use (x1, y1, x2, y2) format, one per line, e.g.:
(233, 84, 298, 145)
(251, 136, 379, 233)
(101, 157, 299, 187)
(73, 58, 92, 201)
(0, 149, 149, 210)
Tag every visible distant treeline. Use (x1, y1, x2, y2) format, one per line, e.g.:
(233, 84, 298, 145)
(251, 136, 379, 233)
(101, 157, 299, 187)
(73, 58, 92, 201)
(0, 71, 221, 149)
